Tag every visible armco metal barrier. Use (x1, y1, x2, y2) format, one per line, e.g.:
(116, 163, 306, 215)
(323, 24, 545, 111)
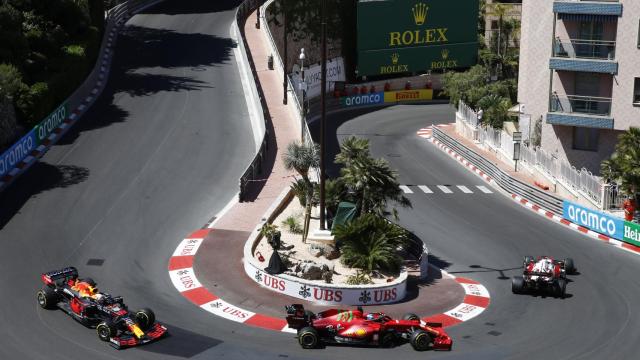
(236, 0, 270, 202)
(433, 126, 564, 215)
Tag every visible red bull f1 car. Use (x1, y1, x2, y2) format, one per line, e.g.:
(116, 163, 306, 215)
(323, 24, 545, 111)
(37, 267, 167, 349)
(512, 256, 576, 298)
(285, 304, 452, 351)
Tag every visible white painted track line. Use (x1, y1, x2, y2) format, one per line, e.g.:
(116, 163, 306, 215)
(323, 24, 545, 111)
(399, 185, 413, 194)
(418, 185, 433, 193)
(457, 185, 473, 193)
(437, 185, 453, 194)
(476, 185, 493, 193)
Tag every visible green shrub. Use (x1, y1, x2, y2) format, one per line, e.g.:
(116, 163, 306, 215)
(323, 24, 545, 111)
(0, 63, 25, 99)
(281, 215, 303, 234)
(16, 82, 52, 126)
(334, 213, 408, 273)
(346, 271, 373, 285)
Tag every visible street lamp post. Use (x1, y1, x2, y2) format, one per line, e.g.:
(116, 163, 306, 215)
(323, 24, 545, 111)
(319, 0, 327, 230)
(299, 48, 306, 143)
(282, 0, 288, 105)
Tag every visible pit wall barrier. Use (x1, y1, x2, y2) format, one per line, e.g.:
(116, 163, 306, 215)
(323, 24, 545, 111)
(242, 187, 408, 306)
(0, 0, 168, 191)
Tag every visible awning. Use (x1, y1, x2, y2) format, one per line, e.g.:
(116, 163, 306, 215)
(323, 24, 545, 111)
(558, 13, 618, 22)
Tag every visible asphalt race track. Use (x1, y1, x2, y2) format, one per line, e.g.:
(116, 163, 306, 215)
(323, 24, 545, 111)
(318, 103, 640, 359)
(1, 1, 639, 359)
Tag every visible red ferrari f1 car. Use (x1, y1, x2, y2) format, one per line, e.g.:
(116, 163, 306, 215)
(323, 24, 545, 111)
(512, 256, 576, 298)
(285, 304, 452, 351)
(37, 267, 167, 349)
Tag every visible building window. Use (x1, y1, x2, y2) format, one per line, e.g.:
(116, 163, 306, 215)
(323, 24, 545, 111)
(572, 127, 599, 152)
(634, 78, 640, 105)
(491, 20, 499, 30)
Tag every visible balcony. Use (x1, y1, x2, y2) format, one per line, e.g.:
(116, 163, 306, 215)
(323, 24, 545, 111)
(547, 94, 613, 128)
(554, 38, 615, 60)
(553, 1, 622, 16)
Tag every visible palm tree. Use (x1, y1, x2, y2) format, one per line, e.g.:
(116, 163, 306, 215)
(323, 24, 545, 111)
(487, 3, 508, 57)
(333, 214, 408, 273)
(601, 127, 640, 201)
(336, 136, 411, 219)
(282, 141, 319, 241)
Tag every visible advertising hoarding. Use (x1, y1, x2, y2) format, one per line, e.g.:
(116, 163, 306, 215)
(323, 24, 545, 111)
(357, 0, 478, 76)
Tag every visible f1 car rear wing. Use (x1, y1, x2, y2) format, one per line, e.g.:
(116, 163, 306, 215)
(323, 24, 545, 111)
(41, 267, 78, 285)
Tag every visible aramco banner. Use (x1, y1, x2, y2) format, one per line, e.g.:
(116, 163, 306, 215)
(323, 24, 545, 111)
(562, 200, 624, 240)
(357, 0, 478, 77)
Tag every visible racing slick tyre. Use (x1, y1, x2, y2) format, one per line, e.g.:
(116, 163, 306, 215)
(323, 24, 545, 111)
(555, 278, 567, 298)
(402, 313, 420, 321)
(512, 276, 525, 294)
(298, 326, 320, 349)
(96, 321, 117, 342)
(380, 330, 397, 348)
(410, 329, 431, 351)
(563, 258, 576, 275)
(523, 256, 534, 268)
(37, 287, 58, 309)
(135, 308, 156, 331)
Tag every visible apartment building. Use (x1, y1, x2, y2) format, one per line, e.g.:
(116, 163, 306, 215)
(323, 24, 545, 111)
(518, 0, 640, 175)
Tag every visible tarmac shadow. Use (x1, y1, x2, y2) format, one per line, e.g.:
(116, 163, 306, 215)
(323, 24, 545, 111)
(135, 322, 223, 357)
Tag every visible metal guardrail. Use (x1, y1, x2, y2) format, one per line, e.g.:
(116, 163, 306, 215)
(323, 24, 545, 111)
(433, 126, 564, 215)
(550, 94, 612, 116)
(237, 0, 270, 202)
(554, 38, 616, 60)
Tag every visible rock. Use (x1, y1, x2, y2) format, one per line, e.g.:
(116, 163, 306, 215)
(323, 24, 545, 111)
(298, 260, 325, 280)
(324, 246, 340, 260)
(281, 244, 294, 251)
(308, 244, 324, 257)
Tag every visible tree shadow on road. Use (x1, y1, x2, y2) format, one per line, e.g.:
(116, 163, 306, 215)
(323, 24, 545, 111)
(140, 0, 244, 15)
(118, 25, 236, 70)
(0, 163, 89, 230)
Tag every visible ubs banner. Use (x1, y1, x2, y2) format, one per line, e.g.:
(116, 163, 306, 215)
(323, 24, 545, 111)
(357, 0, 478, 77)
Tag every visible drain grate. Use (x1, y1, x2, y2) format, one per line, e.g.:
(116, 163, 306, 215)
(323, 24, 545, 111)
(87, 258, 104, 266)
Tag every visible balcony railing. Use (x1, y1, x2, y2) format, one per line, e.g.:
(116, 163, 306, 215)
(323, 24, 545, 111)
(554, 38, 616, 60)
(550, 94, 612, 116)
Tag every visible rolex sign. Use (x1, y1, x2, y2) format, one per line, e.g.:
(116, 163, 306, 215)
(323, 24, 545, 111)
(357, 0, 478, 77)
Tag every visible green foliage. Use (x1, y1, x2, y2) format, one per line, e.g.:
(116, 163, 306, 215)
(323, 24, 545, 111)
(335, 136, 411, 219)
(442, 65, 488, 108)
(478, 94, 512, 129)
(601, 128, 640, 196)
(282, 141, 318, 181)
(324, 178, 346, 217)
(0, 63, 26, 99)
(334, 214, 408, 273)
(0, 0, 104, 130)
(282, 215, 303, 234)
(16, 82, 52, 126)
(345, 271, 373, 285)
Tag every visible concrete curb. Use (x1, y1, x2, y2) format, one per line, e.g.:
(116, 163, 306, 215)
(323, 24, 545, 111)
(168, 229, 490, 333)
